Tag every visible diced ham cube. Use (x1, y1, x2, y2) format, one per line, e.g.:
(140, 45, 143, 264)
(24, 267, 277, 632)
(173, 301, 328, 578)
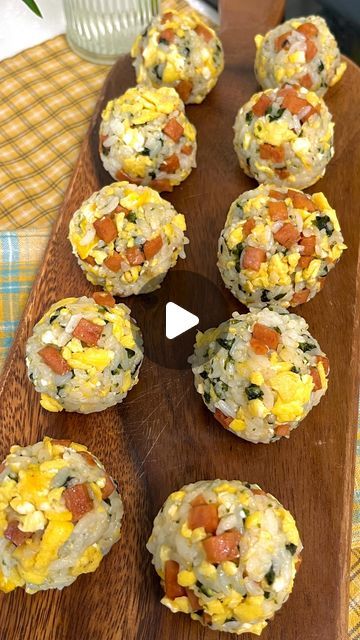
(188, 504, 219, 534)
(202, 530, 241, 563)
(252, 323, 280, 350)
(299, 235, 316, 255)
(125, 246, 145, 266)
(274, 223, 300, 248)
(92, 292, 116, 308)
(164, 560, 186, 599)
(63, 483, 93, 522)
(176, 80, 193, 103)
(195, 24, 213, 42)
(290, 289, 310, 306)
(160, 154, 180, 174)
(93, 216, 118, 243)
(268, 201, 288, 221)
(144, 235, 163, 260)
(39, 346, 71, 375)
(252, 94, 272, 117)
(260, 144, 285, 163)
(242, 247, 267, 271)
(275, 30, 292, 52)
(163, 118, 184, 142)
(288, 190, 316, 211)
(296, 22, 319, 38)
(243, 218, 256, 237)
(4, 521, 31, 547)
(73, 318, 103, 346)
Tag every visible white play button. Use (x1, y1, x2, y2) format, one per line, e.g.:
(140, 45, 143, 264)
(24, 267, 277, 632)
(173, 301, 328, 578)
(165, 302, 199, 340)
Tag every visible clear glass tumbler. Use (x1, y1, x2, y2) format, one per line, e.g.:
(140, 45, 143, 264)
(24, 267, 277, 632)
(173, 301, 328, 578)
(63, 0, 160, 65)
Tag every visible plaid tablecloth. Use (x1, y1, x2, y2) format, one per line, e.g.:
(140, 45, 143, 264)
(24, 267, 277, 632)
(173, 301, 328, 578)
(0, 20, 359, 639)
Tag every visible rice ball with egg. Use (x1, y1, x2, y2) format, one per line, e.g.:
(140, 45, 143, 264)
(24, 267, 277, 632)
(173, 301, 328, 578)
(26, 295, 143, 413)
(131, 10, 224, 104)
(99, 85, 196, 191)
(217, 184, 346, 308)
(0, 437, 122, 594)
(68, 182, 188, 296)
(233, 85, 334, 189)
(189, 308, 329, 444)
(147, 479, 302, 635)
(254, 15, 346, 96)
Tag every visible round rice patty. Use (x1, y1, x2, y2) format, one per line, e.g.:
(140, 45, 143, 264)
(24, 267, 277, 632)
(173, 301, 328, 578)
(147, 479, 302, 635)
(189, 308, 329, 444)
(217, 184, 346, 309)
(131, 10, 224, 104)
(26, 296, 143, 414)
(254, 15, 346, 96)
(99, 85, 196, 190)
(233, 85, 334, 189)
(68, 182, 188, 296)
(0, 437, 123, 594)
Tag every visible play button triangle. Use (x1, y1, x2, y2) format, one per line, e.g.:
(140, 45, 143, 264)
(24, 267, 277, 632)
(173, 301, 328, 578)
(165, 302, 199, 340)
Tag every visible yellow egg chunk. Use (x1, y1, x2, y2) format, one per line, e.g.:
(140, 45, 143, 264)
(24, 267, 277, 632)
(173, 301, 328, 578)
(218, 184, 345, 310)
(26, 296, 143, 414)
(189, 307, 329, 444)
(147, 479, 303, 635)
(0, 438, 123, 594)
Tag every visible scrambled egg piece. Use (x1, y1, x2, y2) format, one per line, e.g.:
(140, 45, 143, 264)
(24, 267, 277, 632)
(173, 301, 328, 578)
(254, 120, 296, 146)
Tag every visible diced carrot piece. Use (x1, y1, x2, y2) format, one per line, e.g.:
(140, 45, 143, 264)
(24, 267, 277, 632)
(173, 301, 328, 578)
(63, 483, 93, 522)
(115, 170, 142, 185)
(39, 346, 71, 375)
(310, 367, 322, 390)
(195, 23, 213, 42)
(73, 318, 103, 347)
(260, 143, 285, 163)
(275, 424, 290, 437)
(125, 246, 145, 266)
(164, 560, 186, 599)
(181, 144, 193, 155)
(4, 521, 31, 546)
(305, 39, 318, 62)
(268, 200, 288, 221)
(299, 73, 313, 89)
(104, 253, 125, 272)
(78, 451, 97, 466)
(50, 439, 72, 447)
(144, 235, 163, 260)
(297, 22, 319, 38)
(202, 530, 241, 563)
(214, 408, 232, 429)
(243, 218, 256, 237)
(102, 474, 116, 500)
(275, 30, 292, 52)
(84, 255, 96, 266)
(301, 104, 320, 123)
(299, 235, 316, 255)
(250, 338, 269, 355)
(160, 154, 180, 174)
(92, 291, 116, 308)
(93, 216, 118, 243)
(150, 179, 173, 192)
(275, 168, 290, 180)
(161, 11, 173, 23)
(252, 323, 280, 350)
(163, 118, 184, 142)
(290, 288, 310, 306)
(281, 92, 309, 115)
(288, 190, 316, 211)
(316, 355, 330, 375)
(269, 189, 287, 200)
(278, 85, 297, 99)
(242, 247, 267, 271)
(186, 588, 202, 611)
(188, 504, 219, 533)
(176, 80, 193, 103)
(191, 494, 207, 507)
(159, 28, 175, 43)
(274, 222, 300, 248)
(299, 256, 312, 269)
(115, 205, 130, 215)
(252, 94, 272, 117)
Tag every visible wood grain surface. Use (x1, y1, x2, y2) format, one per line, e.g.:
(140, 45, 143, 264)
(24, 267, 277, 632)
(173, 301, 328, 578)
(0, 1, 359, 639)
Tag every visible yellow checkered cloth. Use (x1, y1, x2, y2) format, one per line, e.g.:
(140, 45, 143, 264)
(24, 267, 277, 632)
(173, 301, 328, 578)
(0, 14, 358, 637)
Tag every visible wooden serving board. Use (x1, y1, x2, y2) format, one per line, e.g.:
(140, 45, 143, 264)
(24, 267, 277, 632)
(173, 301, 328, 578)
(1, 1, 359, 638)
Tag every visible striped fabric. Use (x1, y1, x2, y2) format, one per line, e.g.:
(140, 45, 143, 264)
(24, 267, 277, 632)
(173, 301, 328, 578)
(0, 6, 358, 636)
